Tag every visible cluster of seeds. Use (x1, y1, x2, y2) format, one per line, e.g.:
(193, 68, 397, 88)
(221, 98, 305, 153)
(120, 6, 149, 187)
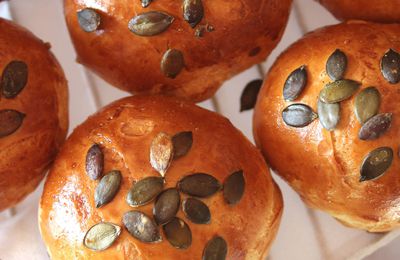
(281, 48, 399, 182)
(77, 0, 210, 79)
(0, 60, 27, 138)
(83, 130, 245, 259)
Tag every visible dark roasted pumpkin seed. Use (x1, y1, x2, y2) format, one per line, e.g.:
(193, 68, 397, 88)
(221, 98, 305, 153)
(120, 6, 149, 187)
(380, 49, 400, 84)
(283, 65, 307, 101)
(85, 144, 104, 180)
(359, 113, 392, 140)
(183, 0, 204, 28)
(320, 79, 360, 103)
(223, 170, 245, 205)
(95, 170, 122, 208)
(172, 131, 193, 159)
(126, 176, 164, 207)
(317, 99, 340, 131)
(128, 11, 174, 36)
(354, 87, 381, 124)
(360, 147, 393, 182)
(83, 222, 121, 251)
(141, 0, 152, 8)
(1, 60, 28, 98)
(153, 188, 180, 225)
(163, 217, 192, 249)
(326, 49, 347, 81)
(240, 79, 262, 112)
(123, 210, 162, 243)
(282, 104, 318, 128)
(203, 236, 227, 260)
(77, 8, 101, 32)
(177, 173, 221, 198)
(182, 198, 210, 224)
(0, 109, 25, 138)
(161, 49, 184, 79)
(150, 132, 174, 177)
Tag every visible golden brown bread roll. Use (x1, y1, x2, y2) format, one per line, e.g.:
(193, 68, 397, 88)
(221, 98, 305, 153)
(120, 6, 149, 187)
(39, 95, 283, 259)
(0, 18, 68, 211)
(254, 21, 400, 232)
(63, 0, 292, 102)
(317, 0, 400, 23)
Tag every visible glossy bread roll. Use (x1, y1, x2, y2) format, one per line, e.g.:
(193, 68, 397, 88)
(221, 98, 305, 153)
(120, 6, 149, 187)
(0, 18, 68, 211)
(39, 95, 283, 259)
(317, 0, 400, 23)
(254, 21, 400, 232)
(64, 0, 292, 102)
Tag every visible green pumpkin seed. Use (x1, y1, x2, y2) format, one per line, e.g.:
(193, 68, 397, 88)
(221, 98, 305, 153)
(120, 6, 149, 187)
(153, 188, 180, 225)
(320, 79, 360, 103)
(77, 8, 101, 32)
(141, 0, 152, 8)
(360, 147, 393, 182)
(317, 99, 340, 131)
(161, 49, 184, 79)
(354, 87, 381, 124)
(326, 49, 347, 81)
(359, 113, 392, 140)
(85, 144, 104, 180)
(172, 131, 193, 159)
(83, 222, 121, 251)
(123, 210, 162, 243)
(282, 104, 318, 128)
(163, 217, 192, 249)
(380, 49, 400, 84)
(283, 65, 307, 101)
(150, 132, 174, 177)
(126, 176, 164, 207)
(1, 60, 28, 98)
(177, 173, 221, 198)
(182, 198, 210, 224)
(183, 0, 204, 28)
(202, 236, 227, 260)
(95, 170, 122, 208)
(0, 109, 25, 138)
(240, 79, 263, 112)
(223, 170, 245, 205)
(128, 11, 174, 36)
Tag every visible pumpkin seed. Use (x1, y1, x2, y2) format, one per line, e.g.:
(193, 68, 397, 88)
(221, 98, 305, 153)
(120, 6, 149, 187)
(161, 49, 184, 79)
(359, 113, 392, 140)
(77, 8, 101, 32)
(128, 11, 174, 36)
(126, 176, 164, 207)
(183, 0, 204, 28)
(182, 198, 210, 224)
(320, 79, 360, 103)
(153, 188, 180, 225)
(123, 210, 162, 243)
(317, 99, 340, 131)
(172, 131, 193, 159)
(283, 65, 307, 101)
(360, 147, 393, 182)
(141, 0, 152, 8)
(240, 79, 262, 112)
(85, 144, 104, 180)
(202, 236, 227, 260)
(380, 49, 400, 84)
(95, 170, 122, 208)
(354, 87, 381, 124)
(0, 109, 25, 138)
(326, 49, 347, 81)
(163, 217, 192, 249)
(177, 173, 221, 198)
(83, 222, 121, 251)
(150, 132, 174, 177)
(282, 104, 318, 128)
(223, 170, 245, 205)
(1, 60, 28, 98)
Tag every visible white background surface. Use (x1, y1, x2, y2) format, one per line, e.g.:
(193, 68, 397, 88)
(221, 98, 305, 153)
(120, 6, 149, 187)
(0, 0, 399, 259)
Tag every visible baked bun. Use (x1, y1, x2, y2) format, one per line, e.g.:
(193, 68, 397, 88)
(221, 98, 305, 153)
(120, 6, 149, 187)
(254, 21, 400, 232)
(0, 18, 68, 211)
(64, 0, 292, 102)
(317, 0, 400, 23)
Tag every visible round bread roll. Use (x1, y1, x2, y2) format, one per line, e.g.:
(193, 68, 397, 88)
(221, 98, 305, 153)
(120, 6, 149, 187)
(64, 0, 292, 102)
(317, 0, 400, 23)
(0, 18, 68, 211)
(254, 21, 400, 232)
(39, 95, 283, 259)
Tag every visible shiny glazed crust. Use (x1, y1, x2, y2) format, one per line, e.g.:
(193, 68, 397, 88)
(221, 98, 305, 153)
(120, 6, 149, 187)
(254, 21, 400, 232)
(63, 0, 292, 102)
(0, 18, 68, 211)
